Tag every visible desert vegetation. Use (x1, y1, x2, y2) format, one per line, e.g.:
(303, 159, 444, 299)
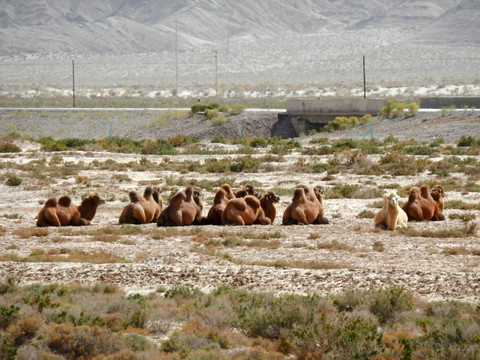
(1, 114, 480, 359)
(1, 280, 480, 359)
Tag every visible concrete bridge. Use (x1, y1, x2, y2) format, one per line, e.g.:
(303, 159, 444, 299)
(272, 97, 480, 138)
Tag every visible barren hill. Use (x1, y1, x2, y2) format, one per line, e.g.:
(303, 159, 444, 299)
(0, 0, 478, 56)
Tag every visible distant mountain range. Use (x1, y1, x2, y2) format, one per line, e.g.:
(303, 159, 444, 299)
(0, 0, 478, 56)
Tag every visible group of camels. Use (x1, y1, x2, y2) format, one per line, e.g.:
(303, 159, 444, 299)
(374, 184, 445, 231)
(36, 183, 445, 230)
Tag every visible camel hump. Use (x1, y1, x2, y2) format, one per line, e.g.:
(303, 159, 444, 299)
(221, 184, 235, 199)
(129, 191, 142, 203)
(44, 196, 58, 207)
(58, 195, 72, 207)
(169, 191, 186, 206)
(213, 188, 227, 204)
(152, 188, 162, 205)
(143, 186, 153, 197)
(420, 184, 431, 198)
(408, 187, 420, 202)
(293, 188, 305, 201)
(245, 196, 260, 209)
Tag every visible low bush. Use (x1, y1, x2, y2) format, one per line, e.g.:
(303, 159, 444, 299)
(0, 143, 21, 153)
(323, 116, 359, 132)
(5, 173, 22, 186)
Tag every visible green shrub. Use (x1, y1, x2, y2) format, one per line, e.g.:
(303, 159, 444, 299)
(0, 143, 21, 153)
(407, 102, 420, 116)
(204, 108, 219, 120)
(369, 286, 413, 324)
(380, 99, 396, 118)
(168, 135, 197, 147)
(5, 173, 22, 186)
(212, 115, 228, 126)
(206, 101, 220, 109)
(249, 137, 268, 148)
(323, 116, 359, 132)
(211, 135, 229, 144)
(229, 103, 246, 115)
(191, 103, 208, 113)
(457, 136, 480, 147)
(140, 139, 177, 155)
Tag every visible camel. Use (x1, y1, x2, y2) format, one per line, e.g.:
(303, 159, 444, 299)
(430, 185, 445, 221)
(157, 185, 203, 226)
(374, 192, 408, 230)
(402, 184, 439, 221)
(36, 194, 104, 227)
(234, 184, 259, 198)
(222, 195, 272, 225)
(282, 187, 328, 225)
(206, 184, 236, 225)
(257, 191, 280, 224)
(119, 186, 162, 224)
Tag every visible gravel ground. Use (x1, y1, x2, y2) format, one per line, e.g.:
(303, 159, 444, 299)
(0, 111, 479, 302)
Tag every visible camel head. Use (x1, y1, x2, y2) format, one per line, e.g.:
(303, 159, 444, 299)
(262, 191, 280, 204)
(78, 194, 105, 221)
(386, 192, 399, 206)
(431, 185, 444, 201)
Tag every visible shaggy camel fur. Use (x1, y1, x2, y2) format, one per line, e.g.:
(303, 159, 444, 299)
(157, 186, 203, 226)
(119, 186, 162, 224)
(375, 192, 408, 230)
(402, 184, 441, 221)
(207, 184, 236, 225)
(430, 185, 446, 220)
(222, 195, 272, 225)
(37, 194, 104, 227)
(282, 187, 328, 225)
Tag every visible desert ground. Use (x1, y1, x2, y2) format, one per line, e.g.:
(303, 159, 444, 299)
(0, 111, 479, 304)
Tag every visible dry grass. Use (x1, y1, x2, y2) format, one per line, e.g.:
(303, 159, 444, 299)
(13, 227, 49, 238)
(0, 248, 129, 263)
(316, 240, 356, 252)
(399, 223, 477, 238)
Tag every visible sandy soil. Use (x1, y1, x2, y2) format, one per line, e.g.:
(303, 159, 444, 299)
(1, 114, 480, 303)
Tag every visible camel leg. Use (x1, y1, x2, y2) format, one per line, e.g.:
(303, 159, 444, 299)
(293, 210, 309, 225)
(171, 210, 185, 226)
(70, 216, 90, 226)
(223, 215, 245, 226)
(43, 209, 61, 227)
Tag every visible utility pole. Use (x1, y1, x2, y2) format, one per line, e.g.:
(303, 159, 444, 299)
(214, 50, 218, 99)
(363, 55, 366, 99)
(72, 59, 76, 108)
(175, 21, 178, 96)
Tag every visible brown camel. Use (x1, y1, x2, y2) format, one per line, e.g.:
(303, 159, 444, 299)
(157, 185, 203, 226)
(311, 186, 329, 224)
(222, 195, 271, 225)
(234, 184, 259, 198)
(402, 184, 438, 221)
(375, 192, 408, 230)
(430, 185, 445, 221)
(37, 194, 104, 227)
(206, 184, 236, 225)
(119, 186, 162, 224)
(257, 191, 280, 224)
(282, 187, 328, 225)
